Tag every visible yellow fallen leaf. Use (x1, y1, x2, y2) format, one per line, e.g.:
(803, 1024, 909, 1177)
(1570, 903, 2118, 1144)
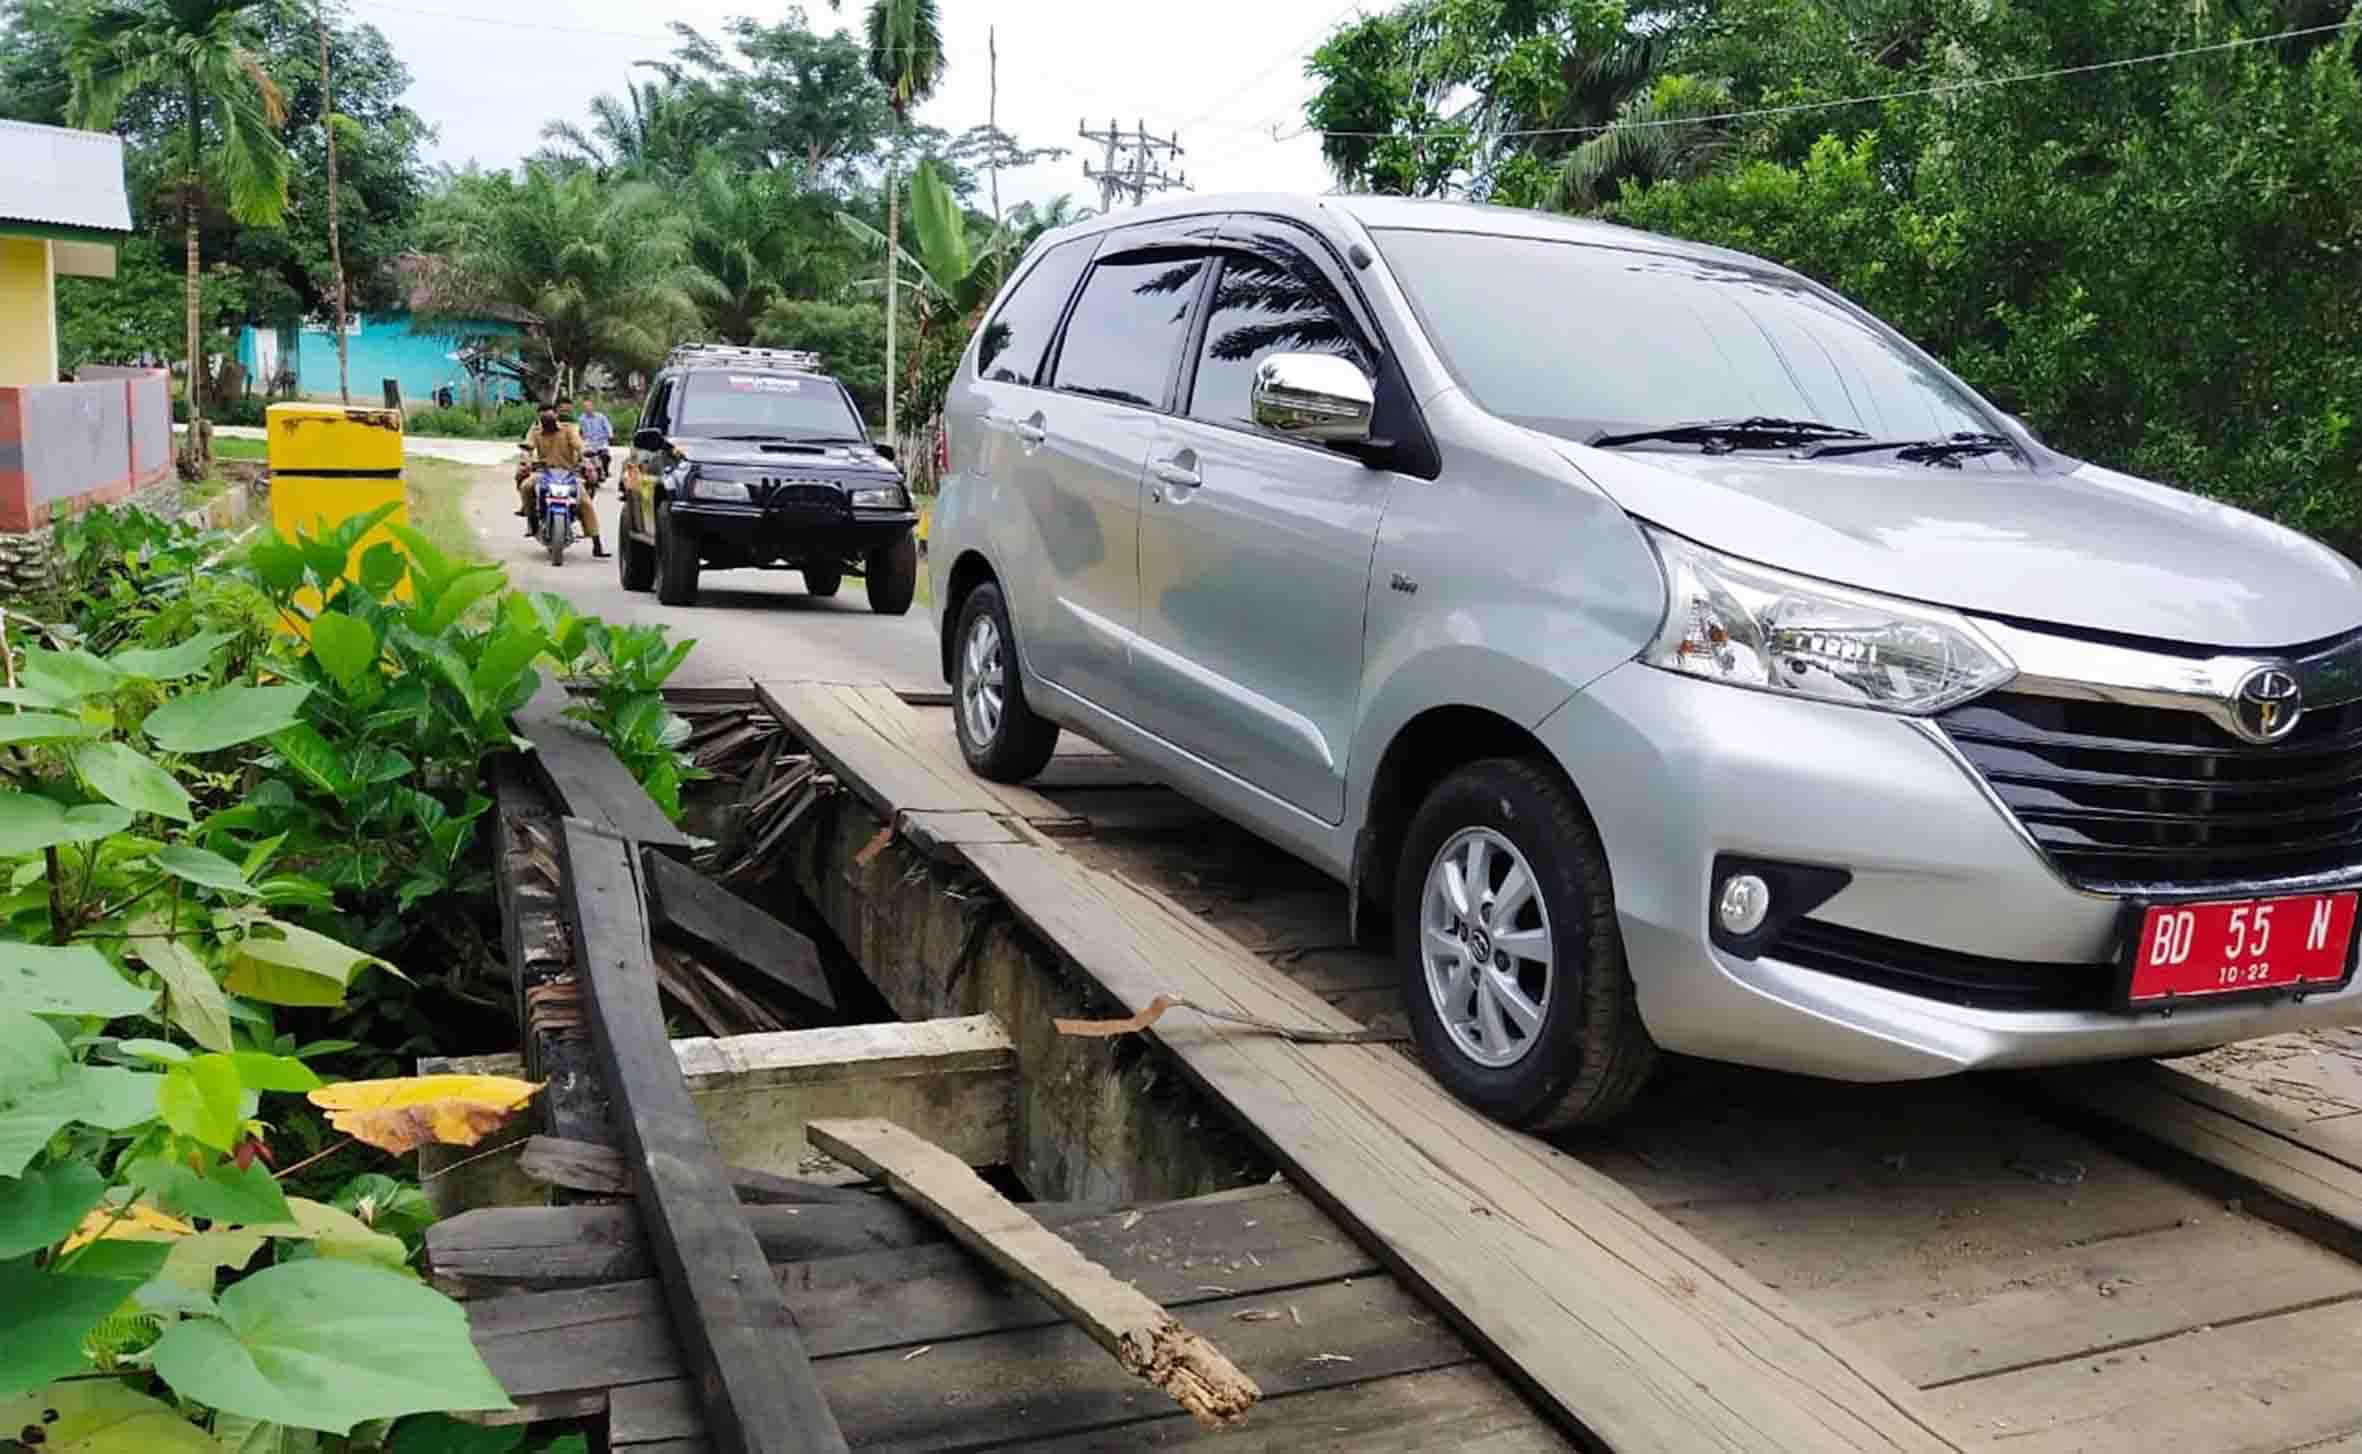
(61, 1201, 194, 1252)
(306, 1074, 542, 1155)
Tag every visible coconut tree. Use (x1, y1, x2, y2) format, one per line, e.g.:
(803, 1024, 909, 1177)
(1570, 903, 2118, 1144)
(67, 0, 293, 476)
(859, 0, 945, 444)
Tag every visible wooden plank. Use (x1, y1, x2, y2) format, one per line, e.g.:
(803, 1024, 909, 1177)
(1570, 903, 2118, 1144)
(641, 849, 835, 1016)
(519, 680, 692, 854)
(557, 817, 845, 1454)
(809, 1118, 1259, 1430)
(674, 1017, 1016, 1178)
(2141, 1057, 2362, 1175)
(426, 1200, 950, 1293)
(608, 1273, 1458, 1450)
(2029, 1061, 2362, 1262)
(756, 678, 1002, 822)
(1012, 1363, 1575, 1453)
(844, 683, 1079, 825)
(515, 1135, 885, 1207)
(957, 839, 1958, 1454)
(469, 1184, 1371, 1420)
(1933, 1295, 2362, 1452)
(899, 809, 1020, 853)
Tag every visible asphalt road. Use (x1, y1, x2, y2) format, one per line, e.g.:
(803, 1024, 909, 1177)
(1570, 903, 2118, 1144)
(460, 461, 943, 691)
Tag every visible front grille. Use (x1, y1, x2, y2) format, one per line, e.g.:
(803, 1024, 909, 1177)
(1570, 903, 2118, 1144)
(1769, 918, 2111, 1012)
(760, 480, 846, 517)
(1938, 691, 2362, 891)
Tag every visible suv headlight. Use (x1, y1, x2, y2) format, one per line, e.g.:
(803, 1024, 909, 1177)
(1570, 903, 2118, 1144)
(1642, 525, 2015, 714)
(850, 484, 907, 510)
(684, 468, 751, 503)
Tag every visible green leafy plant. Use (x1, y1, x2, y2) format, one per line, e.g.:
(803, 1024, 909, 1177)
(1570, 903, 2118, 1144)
(559, 616, 701, 821)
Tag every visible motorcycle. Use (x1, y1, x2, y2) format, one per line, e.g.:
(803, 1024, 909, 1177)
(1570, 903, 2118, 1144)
(536, 466, 582, 566)
(582, 447, 610, 487)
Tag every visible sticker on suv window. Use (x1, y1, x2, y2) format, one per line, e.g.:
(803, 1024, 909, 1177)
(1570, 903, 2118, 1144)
(726, 374, 802, 392)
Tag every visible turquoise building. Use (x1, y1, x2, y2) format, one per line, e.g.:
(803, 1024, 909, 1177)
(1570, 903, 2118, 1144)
(237, 313, 526, 406)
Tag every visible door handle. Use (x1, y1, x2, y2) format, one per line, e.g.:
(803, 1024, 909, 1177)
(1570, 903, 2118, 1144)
(1150, 458, 1200, 489)
(1014, 414, 1047, 446)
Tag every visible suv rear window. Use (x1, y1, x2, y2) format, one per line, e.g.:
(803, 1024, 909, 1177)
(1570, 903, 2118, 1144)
(1050, 254, 1207, 409)
(978, 237, 1094, 385)
(673, 372, 866, 441)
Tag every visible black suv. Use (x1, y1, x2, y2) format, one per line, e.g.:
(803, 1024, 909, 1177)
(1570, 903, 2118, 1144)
(619, 344, 920, 613)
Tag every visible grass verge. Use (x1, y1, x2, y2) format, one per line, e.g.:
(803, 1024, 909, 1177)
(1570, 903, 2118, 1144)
(405, 457, 489, 566)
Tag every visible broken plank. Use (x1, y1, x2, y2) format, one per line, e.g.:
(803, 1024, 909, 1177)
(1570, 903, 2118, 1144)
(516, 1135, 884, 1207)
(2029, 1060, 2362, 1263)
(674, 1016, 1016, 1178)
(958, 838, 1957, 1453)
(518, 680, 691, 855)
(558, 817, 845, 1454)
(642, 849, 835, 1016)
(810, 1117, 1258, 1430)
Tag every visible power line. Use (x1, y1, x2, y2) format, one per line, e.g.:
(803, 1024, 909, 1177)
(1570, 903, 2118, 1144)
(1172, 0, 1368, 135)
(1278, 17, 2362, 143)
(1080, 118, 1186, 208)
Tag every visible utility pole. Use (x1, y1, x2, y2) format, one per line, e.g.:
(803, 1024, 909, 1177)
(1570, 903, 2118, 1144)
(1078, 117, 1185, 209)
(317, 0, 348, 403)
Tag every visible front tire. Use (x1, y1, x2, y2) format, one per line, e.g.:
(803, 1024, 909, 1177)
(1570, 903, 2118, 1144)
(617, 507, 655, 591)
(545, 511, 569, 567)
(952, 582, 1059, 782)
(865, 532, 918, 616)
(803, 563, 842, 598)
(1394, 758, 1655, 1129)
(654, 501, 699, 606)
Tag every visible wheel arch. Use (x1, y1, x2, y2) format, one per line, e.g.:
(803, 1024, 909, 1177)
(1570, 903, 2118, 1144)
(938, 548, 1000, 685)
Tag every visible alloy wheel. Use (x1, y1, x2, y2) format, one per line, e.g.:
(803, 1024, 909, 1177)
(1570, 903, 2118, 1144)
(1419, 827, 1554, 1068)
(961, 613, 1005, 748)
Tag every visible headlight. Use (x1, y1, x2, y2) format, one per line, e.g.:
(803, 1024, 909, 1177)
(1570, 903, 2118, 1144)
(1642, 525, 2014, 714)
(850, 485, 907, 510)
(687, 471, 751, 503)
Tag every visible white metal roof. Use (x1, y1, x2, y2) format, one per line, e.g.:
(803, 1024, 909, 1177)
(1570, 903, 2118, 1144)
(0, 119, 133, 236)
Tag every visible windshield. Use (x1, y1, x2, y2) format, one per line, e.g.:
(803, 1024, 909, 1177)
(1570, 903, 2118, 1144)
(1372, 229, 2006, 453)
(675, 372, 867, 441)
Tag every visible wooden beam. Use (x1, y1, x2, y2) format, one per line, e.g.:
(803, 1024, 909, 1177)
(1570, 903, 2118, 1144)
(673, 1016, 1017, 1179)
(519, 680, 691, 856)
(516, 1135, 880, 1207)
(426, 1201, 946, 1295)
(809, 1117, 1258, 1430)
(557, 816, 845, 1454)
(641, 849, 835, 1017)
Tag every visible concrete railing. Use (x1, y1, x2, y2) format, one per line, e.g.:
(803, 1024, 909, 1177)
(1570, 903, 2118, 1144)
(0, 368, 172, 531)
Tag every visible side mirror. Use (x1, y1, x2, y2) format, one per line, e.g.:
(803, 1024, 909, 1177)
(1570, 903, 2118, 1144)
(873, 442, 897, 463)
(633, 427, 666, 452)
(1251, 353, 1375, 445)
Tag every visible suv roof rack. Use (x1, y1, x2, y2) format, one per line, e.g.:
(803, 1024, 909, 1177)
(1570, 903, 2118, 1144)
(664, 342, 823, 373)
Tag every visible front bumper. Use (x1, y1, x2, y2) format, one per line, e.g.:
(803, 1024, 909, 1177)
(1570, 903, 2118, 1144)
(1538, 664, 2362, 1081)
(670, 500, 917, 566)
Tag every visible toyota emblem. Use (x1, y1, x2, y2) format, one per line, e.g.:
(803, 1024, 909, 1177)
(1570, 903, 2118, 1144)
(2230, 665, 2304, 744)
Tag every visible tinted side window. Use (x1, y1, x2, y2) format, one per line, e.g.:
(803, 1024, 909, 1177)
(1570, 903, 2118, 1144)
(1050, 254, 1208, 409)
(644, 379, 673, 433)
(978, 237, 1095, 384)
(1187, 245, 1376, 430)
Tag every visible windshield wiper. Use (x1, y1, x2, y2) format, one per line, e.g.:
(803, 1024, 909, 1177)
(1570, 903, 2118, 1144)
(1803, 431, 2017, 465)
(1588, 416, 1872, 452)
(712, 431, 816, 442)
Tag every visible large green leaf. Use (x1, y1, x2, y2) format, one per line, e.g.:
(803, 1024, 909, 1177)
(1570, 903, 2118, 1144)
(150, 1260, 512, 1433)
(19, 648, 122, 707)
(129, 923, 234, 1054)
(127, 1156, 291, 1228)
(0, 795, 134, 854)
(0, 1376, 221, 1453)
(910, 159, 971, 287)
(228, 1053, 321, 1093)
(0, 1256, 138, 1398)
(68, 1067, 167, 1131)
(153, 845, 259, 896)
(419, 566, 507, 638)
(255, 1197, 406, 1271)
(266, 724, 351, 799)
(0, 1009, 77, 1177)
(470, 621, 547, 706)
(73, 742, 193, 823)
(306, 613, 380, 694)
(388, 627, 481, 720)
(0, 942, 156, 1019)
(109, 629, 237, 682)
(0, 711, 97, 744)
(157, 1227, 265, 1294)
(224, 923, 394, 1008)
(159, 1056, 243, 1150)
(143, 686, 314, 755)
(217, 1412, 326, 1454)
(57, 1238, 174, 1283)
(0, 1160, 104, 1259)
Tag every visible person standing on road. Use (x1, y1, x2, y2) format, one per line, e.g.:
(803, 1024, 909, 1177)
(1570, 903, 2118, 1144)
(514, 403, 605, 557)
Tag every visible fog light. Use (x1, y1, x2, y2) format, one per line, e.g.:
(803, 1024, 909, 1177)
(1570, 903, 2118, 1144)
(1717, 874, 1772, 936)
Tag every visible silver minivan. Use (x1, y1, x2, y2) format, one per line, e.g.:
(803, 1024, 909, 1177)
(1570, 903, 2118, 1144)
(929, 193, 2362, 1127)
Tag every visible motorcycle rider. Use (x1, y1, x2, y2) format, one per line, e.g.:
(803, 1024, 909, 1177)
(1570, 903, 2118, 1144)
(576, 397, 614, 486)
(514, 403, 604, 557)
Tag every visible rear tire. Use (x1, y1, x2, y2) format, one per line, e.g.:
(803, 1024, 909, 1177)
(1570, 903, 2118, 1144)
(1394, 758, 1656, 1129)
(803, 563, 842, 598)
(654, 501, 699, 606)
(952, 582, 1059, 782)
(865, 532, 918, 616)
(617, 508, 655, 591)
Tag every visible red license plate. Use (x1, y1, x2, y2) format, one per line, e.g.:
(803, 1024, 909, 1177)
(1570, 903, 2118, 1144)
(2123, 892, 2359, 1006)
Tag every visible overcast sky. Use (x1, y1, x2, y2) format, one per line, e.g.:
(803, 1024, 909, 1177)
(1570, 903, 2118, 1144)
(358, 0, 1358, 209)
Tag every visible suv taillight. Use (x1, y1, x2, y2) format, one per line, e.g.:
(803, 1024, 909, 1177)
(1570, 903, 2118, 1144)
(933, 425, 949, 480)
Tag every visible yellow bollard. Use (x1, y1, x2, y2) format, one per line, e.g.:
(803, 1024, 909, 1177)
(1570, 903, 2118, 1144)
(265, 403, 410, 624)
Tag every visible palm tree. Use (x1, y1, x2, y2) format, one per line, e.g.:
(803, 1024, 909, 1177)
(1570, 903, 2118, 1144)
(1546, 74, 1738, 213)
(540, 73, 709, 180)
(858, 0, 945, 444)
(684, 159, 797, 344)
(67, 0, 292, 476)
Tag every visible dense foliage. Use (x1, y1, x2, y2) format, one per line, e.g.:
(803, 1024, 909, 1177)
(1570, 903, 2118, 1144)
(1306, 0, 2362, 558)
